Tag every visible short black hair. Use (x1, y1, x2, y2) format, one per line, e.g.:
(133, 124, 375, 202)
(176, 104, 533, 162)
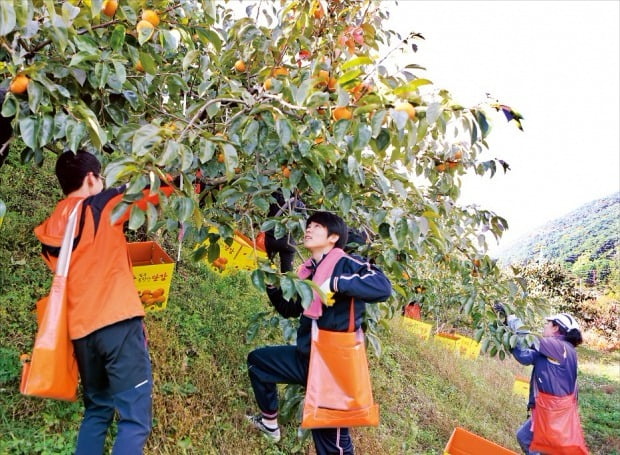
(554, 324, 584, 347)
(306, 211, 348, 249)
(55, 150, 101, 195)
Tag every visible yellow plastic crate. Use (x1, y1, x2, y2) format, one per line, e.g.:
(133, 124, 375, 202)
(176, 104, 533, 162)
(201, 230, 267, 276)
(434, 332, 462, 353)
(512, 375, 530, 397)
(456, 335, 481, 359)
(128, 241, 175, 313)
(402, 317, 432, 340)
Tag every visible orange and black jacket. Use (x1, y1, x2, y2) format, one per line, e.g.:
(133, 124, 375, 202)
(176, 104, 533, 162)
(34, 185, 171, 340)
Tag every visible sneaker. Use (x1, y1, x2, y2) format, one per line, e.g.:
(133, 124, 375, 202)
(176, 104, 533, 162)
(246, 414, 281, 442)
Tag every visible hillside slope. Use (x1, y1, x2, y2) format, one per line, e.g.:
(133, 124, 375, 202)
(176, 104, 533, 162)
(1, 158, 618, 454)
(498, 192, 619, 285)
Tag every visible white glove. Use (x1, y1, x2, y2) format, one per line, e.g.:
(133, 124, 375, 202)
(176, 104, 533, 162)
(319, 279, 335, 306)
(507, 314, 529, 335)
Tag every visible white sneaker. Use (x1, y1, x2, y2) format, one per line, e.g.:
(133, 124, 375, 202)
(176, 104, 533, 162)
(246, 414, 281, 442)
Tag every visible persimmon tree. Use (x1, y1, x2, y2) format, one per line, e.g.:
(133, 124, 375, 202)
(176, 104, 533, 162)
(0, 0, 535, 354)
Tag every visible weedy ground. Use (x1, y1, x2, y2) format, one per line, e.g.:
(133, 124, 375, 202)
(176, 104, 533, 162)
(1, 157, 617, 454)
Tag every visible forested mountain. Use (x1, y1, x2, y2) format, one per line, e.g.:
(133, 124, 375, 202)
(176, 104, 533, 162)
(497, 192, 619, 286)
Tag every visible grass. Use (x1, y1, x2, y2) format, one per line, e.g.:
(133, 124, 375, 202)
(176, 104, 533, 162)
(1, 157, 618, 454)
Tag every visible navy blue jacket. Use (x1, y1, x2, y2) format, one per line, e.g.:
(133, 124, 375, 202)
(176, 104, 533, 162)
(512, 336, 578, 409)
(266, 253, 392, 356)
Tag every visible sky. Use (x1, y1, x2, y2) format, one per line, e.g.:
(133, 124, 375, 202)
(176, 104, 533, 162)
(227, 1, 620, 254)
(384, 1, 620, 253)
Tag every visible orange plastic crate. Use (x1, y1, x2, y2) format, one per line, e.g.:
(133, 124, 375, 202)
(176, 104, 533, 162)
(444, 427, 518, 455)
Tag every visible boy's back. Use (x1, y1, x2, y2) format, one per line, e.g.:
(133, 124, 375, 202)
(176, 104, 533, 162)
(35, 188, 144, 340)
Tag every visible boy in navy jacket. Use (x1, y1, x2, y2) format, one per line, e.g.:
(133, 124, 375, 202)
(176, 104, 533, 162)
(246, 211, 391, 454)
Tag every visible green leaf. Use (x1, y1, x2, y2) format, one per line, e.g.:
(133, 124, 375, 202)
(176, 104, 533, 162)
(182, 50, 200, 72)
(126, 174, 149, 194)
(0, 0, 16, 36)
(251, 269, 265, 291)
(393, 78, 432, 95)
(426, 102, 442, 124)
(341, 56, 374, 71)
(138, 51, 156, 74)
(172, 197, 194, 222)
(475, 110, 491, 139)
(155, 140, 177, 167)
(370, 110, 387, 136)
(463, 295, 474, 315)
(304, 170, 323, 193)
(221, 143, 238, 180)
(161, 29, 181, 51)
(74, 35, 99, 54)
(198, 28, 222, 52)
(217, 187, 244, 206)
(138, 22, 154, 45)
(39, 115, 54, 147)
(128, 204, 146, 230)
(242, 120, 259, 154)
(276, 118, 293, 146)
(280, 275, 296, 301)
(198, 138, 216, 163)
(390, 109, 408, 131)
(122, 90, 139, 109)
(372, 129, 390, 154)
(366, 331, 382, 357)
(71, 102, 107, 149)
(191, 244, 208, 262)
(18, 117, 37, 150)
(111, 201, 130, 225)
(66, 120, 86, 152)
(305, 91, 329, 108)
(110, 25, 126, 51)
(338, 193, 352, 215)
(294, 280, 314, 310)
(61, 1, 80, 21)
(352, 123, 371, 152)
(14, 0, 31, 27)
(145, 202, 158, 232)
(1, 94, 17, 117)
(111, 61, 127, 89)
(27, 81, 43, 113)
(337, 69, 362, 86)
(104, 159, 139, 186)
(133, 124, 162, 156)
(333, 119, 349, 142)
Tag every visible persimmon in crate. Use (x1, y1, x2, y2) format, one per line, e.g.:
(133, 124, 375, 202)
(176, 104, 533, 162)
(128, 241, 175, 312)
